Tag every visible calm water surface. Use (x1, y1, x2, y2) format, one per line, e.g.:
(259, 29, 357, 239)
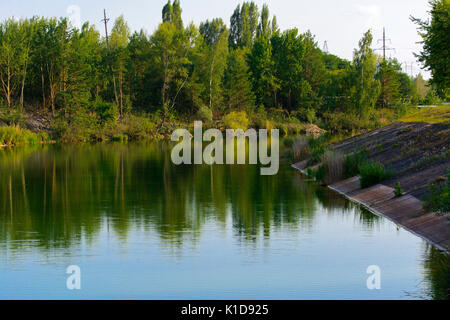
(0, 142, 448, 299)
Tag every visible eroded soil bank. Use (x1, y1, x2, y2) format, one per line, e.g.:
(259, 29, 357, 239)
(293, 122, 450, 251)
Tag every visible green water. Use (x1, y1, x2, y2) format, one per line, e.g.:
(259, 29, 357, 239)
(0, 142, 448, 299)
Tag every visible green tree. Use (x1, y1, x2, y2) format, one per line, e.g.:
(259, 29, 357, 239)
(247, 36, 279, 107)
(412, 0, 450, 99)
(199, 18, 229, 112)
(110, 16, 131, 115)
(0, 19, 35, 109)
(62, 22, 101, 118)
(352, 30, 381, 118)
(150, 19, 192, 122)
(223, 48, 255, 110)
(229, 2, 259, 49)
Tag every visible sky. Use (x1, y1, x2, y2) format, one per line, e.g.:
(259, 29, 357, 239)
(1, 0, 432, 78)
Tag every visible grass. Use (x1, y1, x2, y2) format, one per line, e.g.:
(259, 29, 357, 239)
(359, 161, 392, 188)
(0, 126, 49, 146)
(292, 136, 309, 161)
(399, 105, 450, 124)
(344, 150, 367, 178)
(320, 150, 345, 184)
(222, 111, 249, 130)
(394, 182, 404, 197)
(424, 170, 450, 216)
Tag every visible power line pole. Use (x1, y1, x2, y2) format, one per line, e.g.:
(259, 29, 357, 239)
(375, 28, 396, 108)
(375, 27, 395, 61)
(101, 9, 110, 47)
(322, 41, 329, 54)
(101, 9, 119, 110)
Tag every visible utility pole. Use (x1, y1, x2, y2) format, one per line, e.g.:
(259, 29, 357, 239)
(403, 62, 415, 78)
(376, 27, 395, 61)
(322, 41, 329, 54)
(375, 28, 396, 108)
(101, 9, 119, 112)
(101, 9, 110, 47)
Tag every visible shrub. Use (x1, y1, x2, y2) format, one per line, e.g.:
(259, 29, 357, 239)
(93, 97, 118, 124)
(394, 182, 404, 197)
(306, 108, 316, 124)
(119, 114, 156, 140)
(197, 106, 213, 122)
(51, 108, 99, 142)
(307, 144, 327, 166)
(321, 150, 345, 184)
(344, 150, 367, 178)
(0, 107, 25, 126)
(313, 165, 325, 182)
(112, 134, 128, 142)
(223, 111, 249, 130)
(287, 123, 304, 135)
(283, 137, 294, 148)
(292, 136, 309, 161)
(359, 161, 391, 188)
(277, 123, 288, 136)
(424, 171, 450, 216)
(0, 126, 47, 145)
(253, 117, 273, 130)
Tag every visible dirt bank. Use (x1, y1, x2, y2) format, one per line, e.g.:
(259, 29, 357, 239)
(293, 122, 450, 252)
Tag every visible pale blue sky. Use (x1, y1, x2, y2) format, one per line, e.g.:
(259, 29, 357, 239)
(1, 0, 431, 77)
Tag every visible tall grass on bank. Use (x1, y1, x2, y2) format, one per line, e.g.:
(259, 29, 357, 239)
(425, 171, 450, 216)
(358, 161, 392, 188)
(0, 126, 49, 146)
(321, 150, 345, 184)
(292, 136, 309, 161)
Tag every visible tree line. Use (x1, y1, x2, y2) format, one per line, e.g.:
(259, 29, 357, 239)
(0, 0, 445, 136)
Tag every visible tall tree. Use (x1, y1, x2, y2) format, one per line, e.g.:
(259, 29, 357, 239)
(0, 19, 34, 109)
(151, 18, 192, 120)
(247, 36, 279, 107)
(228, 2, 259, 48)
(257, 4, 271, 39)
(412, 0, 450, 99)
(110, 15, 130, 115)
(352, 30, 380, 118)
(199, 19, 229, 111)
(223, 48, 255, 110)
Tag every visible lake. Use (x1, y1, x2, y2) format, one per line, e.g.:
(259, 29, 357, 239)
(0, 142, 448, 299)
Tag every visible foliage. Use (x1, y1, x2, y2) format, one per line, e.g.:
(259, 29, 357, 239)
(0, 125, 48, 145)
(411, 0, 450, 99)
(424, 171, 450, 215)
(394, 182, 404, 197)
(320, 150, 345, 184)
(0, 2, 421, 140)
(292, 136, 308, 161)
(93, 97, 118, 124)
(222, 111, 249, 130)
(358, 161, 391, 188)
(197, 106, 213, 122)
(399, 105, 450, 124)
(352, 30, 381, 118)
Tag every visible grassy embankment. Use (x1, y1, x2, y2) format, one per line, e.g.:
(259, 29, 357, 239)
(292, 105, 450, 215)
(399, 105, 450, 124)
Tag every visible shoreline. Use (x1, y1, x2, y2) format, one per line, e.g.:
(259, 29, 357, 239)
(291, 163, 449, 253)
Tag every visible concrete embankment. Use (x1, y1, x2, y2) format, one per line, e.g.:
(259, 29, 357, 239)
(293, 122, 450, 252)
